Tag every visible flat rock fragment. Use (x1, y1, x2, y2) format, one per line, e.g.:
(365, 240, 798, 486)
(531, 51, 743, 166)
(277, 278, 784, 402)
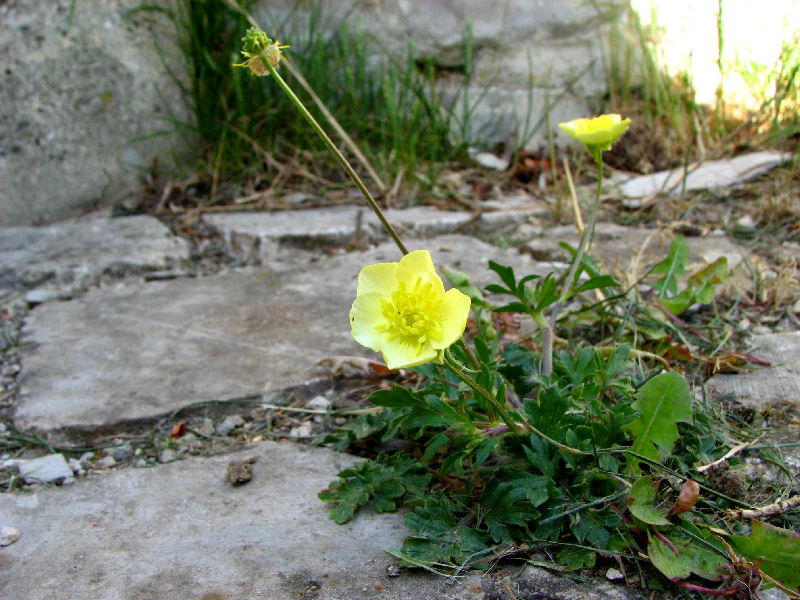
(705, 331, 800, 410)
(613, 151, 791, 198)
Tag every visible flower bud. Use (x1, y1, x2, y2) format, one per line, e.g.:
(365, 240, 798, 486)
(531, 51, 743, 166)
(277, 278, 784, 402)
(235, 27, 288, 77)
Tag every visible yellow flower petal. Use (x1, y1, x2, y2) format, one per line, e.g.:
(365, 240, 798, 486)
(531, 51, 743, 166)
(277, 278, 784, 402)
(430, 288, 471, 349)
(349, 292, 384, 352)
(380, 339, 438, 370)
(559, 114, 631, 152)
(356, 261, 399, 296)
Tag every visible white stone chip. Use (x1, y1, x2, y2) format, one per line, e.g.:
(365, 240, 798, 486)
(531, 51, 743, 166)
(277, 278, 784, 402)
(18, 454, 75, 484)
(0, 526, 21, 547)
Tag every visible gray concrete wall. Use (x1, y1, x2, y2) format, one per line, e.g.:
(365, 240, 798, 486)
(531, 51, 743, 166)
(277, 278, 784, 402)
(0, 0, 190, 226)
(1, 0, 620, 226)
(257, 0, 617, 146)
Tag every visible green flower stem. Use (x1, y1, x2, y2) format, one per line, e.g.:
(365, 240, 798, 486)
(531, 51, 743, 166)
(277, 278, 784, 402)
(443, 350, 589, 457)
(265, 60, 409, 256)
(543, 150, 604, 376)
(443, 351, 519, 433)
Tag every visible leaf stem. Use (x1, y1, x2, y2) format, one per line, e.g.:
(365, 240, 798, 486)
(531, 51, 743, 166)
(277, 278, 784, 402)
(443, 351, 519, 433)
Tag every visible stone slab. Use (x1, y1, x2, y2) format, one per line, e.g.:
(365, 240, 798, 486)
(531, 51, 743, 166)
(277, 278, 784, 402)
(518, 223, 746, 272)
(203, 203, 547, 264)
(0, 440, 641, 600)
(16, 235, 552, 436)
(705, 331, 800, 410)
(612, 151, 791, 198)
(0, 216, 191, 296)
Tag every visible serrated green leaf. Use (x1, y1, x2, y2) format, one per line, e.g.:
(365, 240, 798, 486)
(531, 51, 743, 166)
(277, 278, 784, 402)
(319, 478, 371, 524)
(491, 300, 529, 313)
(728, 520, 800, 594)
(423, 432, 450, 461)
(571, 511, 611, 548)
(488, 260, 517, 290)
(626, 372, 692, 474)
(557, 546, 596, 569)
(370, 385, 423, 408)
(475, 436, 499, 465)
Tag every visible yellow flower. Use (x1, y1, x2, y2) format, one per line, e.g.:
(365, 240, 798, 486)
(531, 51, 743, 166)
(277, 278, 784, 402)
(349, 250, 471, 370)
(559, 114, 631, 152)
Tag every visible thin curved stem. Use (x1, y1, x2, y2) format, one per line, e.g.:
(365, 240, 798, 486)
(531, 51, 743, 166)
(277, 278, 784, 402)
(543, 153, 605, 376)
(443, 351, 519, 433)
(266, 62, 409, 256)
(443, 351, 590, 455)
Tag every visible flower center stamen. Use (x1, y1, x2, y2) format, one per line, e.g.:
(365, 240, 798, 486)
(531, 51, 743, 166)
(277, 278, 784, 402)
(376, 277, 442, 354)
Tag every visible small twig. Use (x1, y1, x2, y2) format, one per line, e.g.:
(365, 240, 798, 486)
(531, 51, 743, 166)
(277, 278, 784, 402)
(674, 581, 740, 596)
(697, 437, 762, 473)
(724, 494, 800, 520)
(562, 156, 583, 234)
(761, 571, 800, 599)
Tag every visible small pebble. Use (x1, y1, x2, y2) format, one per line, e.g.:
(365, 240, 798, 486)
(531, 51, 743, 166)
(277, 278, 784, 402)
(215, 414, 244, 436)
(0, 526, 21, 547)
(67, 458, 84, 476)
(735, 214, 756, 234)
(103, 443, 132, 462)
(472, 151, 509, 171)
(226, 456, 257, 486)
(288, 423, 313, 438)
(97, 455, 116, 469)
(134, 459, 148, 468)
(194, 421, 215, 436)
(159, 449, 178, 463)
(24, 289, 68, 305)
(307, 396, 331, 411)
(606, 568, 624, 581)
(78, 452, 95, 467)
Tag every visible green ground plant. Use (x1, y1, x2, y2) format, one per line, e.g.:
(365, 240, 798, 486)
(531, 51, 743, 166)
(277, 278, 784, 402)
(232, 30, 800, 597)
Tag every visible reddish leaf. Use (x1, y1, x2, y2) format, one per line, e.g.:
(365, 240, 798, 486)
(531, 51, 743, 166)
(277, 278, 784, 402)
(170, 420, 187, 438)
(664, 343, 692, 361)
(368, 362, 390, 374)
(668, 479, 700, 516)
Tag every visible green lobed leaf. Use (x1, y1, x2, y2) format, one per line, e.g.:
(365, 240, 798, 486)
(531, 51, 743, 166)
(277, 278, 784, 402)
(651, 236, 689, 296)
(688, 257, 728, 305)
(625, 372, 692, 474)
(647, 526, 729, 582)
(319, 478, 371, 524)
(627, 477, 670, 526)
(728, 520, 800, 594)
(488, 261, 517, 291)
(557, 546, 596, 570)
